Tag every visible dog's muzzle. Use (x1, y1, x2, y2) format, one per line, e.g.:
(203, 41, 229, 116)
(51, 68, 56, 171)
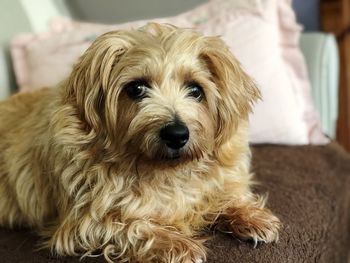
(159, 122, 189, 150)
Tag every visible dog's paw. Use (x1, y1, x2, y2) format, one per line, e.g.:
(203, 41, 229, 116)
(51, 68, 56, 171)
(227, 207, 281, 247)
(182, 252, 205, 263)
(184, 257, 203, 263)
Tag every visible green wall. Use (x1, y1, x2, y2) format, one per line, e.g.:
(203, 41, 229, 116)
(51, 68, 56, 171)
(0, 0, 31, 93)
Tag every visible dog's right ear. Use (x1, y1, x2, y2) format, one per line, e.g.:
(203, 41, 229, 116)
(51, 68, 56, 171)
(64, 31, 135, 132)
(199, 36, 261, 147)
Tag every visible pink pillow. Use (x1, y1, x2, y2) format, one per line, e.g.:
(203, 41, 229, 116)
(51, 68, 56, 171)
(10, 0, 328, 145)
(277, 0, 328, 144)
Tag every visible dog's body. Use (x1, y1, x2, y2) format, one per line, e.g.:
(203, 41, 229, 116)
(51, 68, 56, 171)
(0, 24, 280, 262)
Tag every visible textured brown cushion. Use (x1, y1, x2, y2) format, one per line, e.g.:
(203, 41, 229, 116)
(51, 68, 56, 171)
(1, 143, 350, 263)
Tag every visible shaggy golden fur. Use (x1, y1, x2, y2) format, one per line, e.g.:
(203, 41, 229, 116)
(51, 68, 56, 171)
(0, 23, 280, 262)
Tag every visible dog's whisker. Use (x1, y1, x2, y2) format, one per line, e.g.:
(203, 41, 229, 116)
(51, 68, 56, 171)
(134, 154, 141, 177)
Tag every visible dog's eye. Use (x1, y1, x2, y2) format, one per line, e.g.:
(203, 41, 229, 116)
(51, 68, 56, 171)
(125, 81, 149, 100)
(187, 83, 204, 101)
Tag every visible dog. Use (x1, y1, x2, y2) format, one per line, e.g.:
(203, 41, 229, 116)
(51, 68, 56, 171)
(0, 23, 280, 263)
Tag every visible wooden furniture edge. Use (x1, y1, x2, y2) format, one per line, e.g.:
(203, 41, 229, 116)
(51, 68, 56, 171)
(321, 0, 350, 151)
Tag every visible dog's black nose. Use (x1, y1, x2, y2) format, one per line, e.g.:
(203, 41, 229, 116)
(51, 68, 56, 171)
(160, 122, 189, 149)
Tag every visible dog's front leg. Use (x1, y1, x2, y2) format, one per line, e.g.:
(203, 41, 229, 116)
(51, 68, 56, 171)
(47, 216, 206, 263)
(218, 195, 281, 246)
(102, 219, 207, 263)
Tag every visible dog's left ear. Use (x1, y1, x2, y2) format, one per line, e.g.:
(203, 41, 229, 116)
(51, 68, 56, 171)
(65, 31, 135, 132)
(200, 37, 261, 146)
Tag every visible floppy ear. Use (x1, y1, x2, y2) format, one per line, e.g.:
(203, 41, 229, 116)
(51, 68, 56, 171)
(200, 37, 261, 146)
(64, 31, 135, 132)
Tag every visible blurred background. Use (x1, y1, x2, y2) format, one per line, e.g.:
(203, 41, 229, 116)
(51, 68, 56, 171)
(0, 0, 321, 40)
(0, 0, 349, 152)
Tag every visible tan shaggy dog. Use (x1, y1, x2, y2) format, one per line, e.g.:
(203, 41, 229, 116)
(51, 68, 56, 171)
(0, 23, 280, 262)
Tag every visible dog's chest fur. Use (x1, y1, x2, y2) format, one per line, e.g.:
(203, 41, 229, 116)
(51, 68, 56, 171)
(58, 154, 223, 233)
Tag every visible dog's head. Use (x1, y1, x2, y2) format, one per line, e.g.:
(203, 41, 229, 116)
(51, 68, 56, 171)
(65, 23, 260, 166)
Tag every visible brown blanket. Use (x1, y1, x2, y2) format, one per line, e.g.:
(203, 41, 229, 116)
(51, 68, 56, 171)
(1, 143, 350, 263)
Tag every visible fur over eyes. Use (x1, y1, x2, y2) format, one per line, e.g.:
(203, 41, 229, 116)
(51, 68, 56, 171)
(0, 23, 279, 263)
